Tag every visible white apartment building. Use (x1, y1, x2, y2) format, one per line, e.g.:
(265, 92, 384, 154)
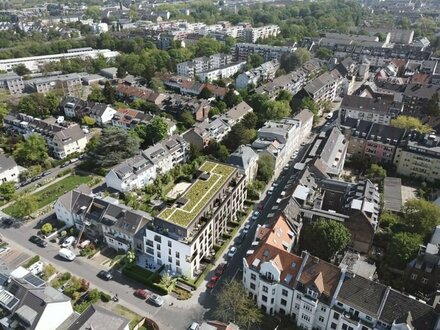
(105, 135, 189, 192)
(0, 48, 119, 72)
(0, 154, 19, 183)
(0, 72, 24, 94)
(242, 216, 440, 330)
(233, 43, 296, 62)
(176, 53, 231, 78)
(243, 25, 280, 43)
(30, 73, 83, 96)
(198, 61, 246, 81)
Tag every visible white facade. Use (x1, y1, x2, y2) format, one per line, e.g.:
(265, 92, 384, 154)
(35, 300, 73, 330)
(0, 155, 19, 183)
(105, 162, 157, 192)
(198, 61, 246, 81)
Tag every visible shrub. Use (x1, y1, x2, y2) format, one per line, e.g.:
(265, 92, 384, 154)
(23, 255, 40, 268)
(42, 264, 56, 280)
(61, 272, 71, 281)
(88, 289, 101, 303)
(100, 291, 111, 302)
(122, 265, 168, 295)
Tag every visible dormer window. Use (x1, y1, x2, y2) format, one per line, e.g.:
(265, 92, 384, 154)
(266, 272, 274, 281)
(307, 288, 318, 299)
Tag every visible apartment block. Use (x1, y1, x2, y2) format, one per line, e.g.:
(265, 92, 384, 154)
(0, 72, 24, 94)
(140, 161, 247, 278)
(403, 83, 440, 116)
(235, 60, 280, 90)
(243, 25, 280, 43)
(29, 73, 83, 96)
(197, 61, 246, 82)
(233, 43, 296, 62)
(242, 215, 440, 330)
(105, 135, 189, 192)
(227, 145, 259, 183)
(176, 53, 232, 78)
(340, 95, 404, 125)
(3, 113, 88, 159)
(60, 96, 117, 126)
(393, 133, 440, 182)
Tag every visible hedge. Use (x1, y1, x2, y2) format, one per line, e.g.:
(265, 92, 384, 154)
(22, 255, 40, 268)
(122, 265, 168, 295)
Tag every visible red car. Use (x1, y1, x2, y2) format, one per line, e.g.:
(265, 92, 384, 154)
(134, 289, 150, 300)
(215, 263, 227, 276)
(206, 276, 220, 289)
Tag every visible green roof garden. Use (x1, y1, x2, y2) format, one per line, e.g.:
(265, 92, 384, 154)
(157, 161, 235, 228)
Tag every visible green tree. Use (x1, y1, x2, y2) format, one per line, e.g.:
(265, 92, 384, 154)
(91, 127, 140, 168)
(130, 99, 160, 114)
(85, 6, 101, 21)
(223, 89, 243, 108)
(366, 164, 387, 182)
(180, 111, 195, 128)
(103, 81, 115, 104)
(223, 123, 256, 151)
(14, 194, 38, 218)
(316, 47, 334, 59)
(0, 103, 8, 126)
(402, 199, 440, 237)
(82, 116, 96, 127)
(276, 90, 293, 102)
(149, 77, 165, 92)
(159, 272, 173, 288)
(41, 223, 53, 235)
(280, 48, 310, 73)
(193, 37, 223, 57)
(126, 250, 136, 265)
(241, 112, 257, 129)
(13, 64, 31, 76)
(390, 116, 431, 133)
(87, 85, 105, 103)
(257, 154, 275, 183)
(18, 93, 58, 118)
(380, 211, 400, 229)
(422, 92, 440, 116)
(198, 86, 214, 99)
(301, 219, 351, 261)
(205, 141, 230, 162)
(0, 182, 15, 201)
(387, 232, 422, 269)
(135, 117, 169, 148)
(248, 54, 265, 68)
(13, 134, 48, 166)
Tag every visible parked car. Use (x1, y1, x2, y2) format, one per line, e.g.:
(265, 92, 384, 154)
(60, 162, 70, 168)
(326, 113, 333, 119)
(61, 236, 76, 248)
(251, 211, 260, 220)
(97, 270, 113, 281)
(29, 235, 47, 248)
(228, 246, 237, 258)
(236, 232, 246, 245)
(188, 323, 200, 330)
(214, 263, 227, 276)
(276, 198, 282, 204)
(134, 289, 150, 300)
(2, 218, 13, 226)
(70, 158, 79, 163)
(148, 294, 164, 307)
(243, 224, 251, 234)
(42, 170, 52, 177)
(267, 187, 274, 195)
(206, 275, 220, 289)
(58, 248, 76, 261)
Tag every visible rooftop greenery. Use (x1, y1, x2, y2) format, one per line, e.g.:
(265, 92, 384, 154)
(157, 161, 235, 227)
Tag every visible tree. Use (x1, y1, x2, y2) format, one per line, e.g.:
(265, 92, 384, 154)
(103, 81, 115, 104)
(214, 280, 263, 329)
(276, 90, 293, 102)
(180, 111, 195, 128)
(223, 89, 242, 108)
(85, 6, 101, 21)
(90, 127, 140, 168)
(387, 232, 422, 269)
(126, 250, 136, 265)
(82, 116, 96, 127)
(13, 134, 48, 166)
(13, 64, 31, 76)
(193, 37, 223, 57)
(205, 141, 230, 162)
(301, 219, 351, 261)
(198, 86, 213, 99)
(380, 211, 400, 229)
(14, 194, 38, 218)
(366, 164, 387, 182)
(390, 116, 431, 133)
(159, 272, 173, 288)
(423, 93, 440, 116)
(241, 112, 257, 129)
(0, 182, 15, 201)
(131, 99, 160, 114)
(316, 47, 334, 59)
(41, 223, 53, 235)
(87, 85, 105, 103)
(135, 117, 169, 148)
(0, 103, 8, 126)
(248, 54, 265, 68)
(280, 48, 310, 73)
(402, 199, 440, 237)
(223, 123, 256, 151)
(18, 93, 58, 118)
(257, 154, 275, 183)
(149, 77, 165, 92)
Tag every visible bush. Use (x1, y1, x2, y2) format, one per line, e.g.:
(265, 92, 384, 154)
(42, 264, 56, 280)
(23, 255, 40, 268)
(61, 272, 72, 281)
(41, 223, 53, 235)
(122, 265, 168, 295)
(100, 291, 111, 302)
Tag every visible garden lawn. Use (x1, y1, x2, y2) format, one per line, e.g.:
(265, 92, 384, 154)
(4, 175, 93, 217)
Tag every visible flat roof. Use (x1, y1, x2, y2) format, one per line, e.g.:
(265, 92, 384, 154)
(157, 161, 235, 228)
(383, 177, 402, 212)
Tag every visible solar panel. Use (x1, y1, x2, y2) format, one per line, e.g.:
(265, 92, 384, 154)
(0, 290, 19, 310)
(23, 273, 45, 288)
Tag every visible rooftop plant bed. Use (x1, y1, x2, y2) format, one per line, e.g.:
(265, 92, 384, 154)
(157, 161, 235, 228)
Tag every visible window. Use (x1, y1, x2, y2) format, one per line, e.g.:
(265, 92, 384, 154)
(331, 323, 337, 330)
(251, 273, 256, 280)
(168, 256, 172, 263)
(303, 304, 313, 312)
(421, 277, 428, 284)
(250, 283, 256, 290)
(156, 243, 160, 250)
(281, 299, 287, 306)
(263, 286, 268, 293)
(365, 315, 372, 321)
(282, 289, 288, 297)
(295, 303, 300, 310)
(176, 252, 180, 259)
(168, 241, 172, 247)
(321, 306, 327, 312)
(272, 288, 276, 295)
(157, 251, 161, 258)
(296, 294, 301, 299)
(301, 314, 311, 322)
(307, 288, 318, 299)
(319, 316, 324, 322)
(334, 312, 340, 320)
(262, 295, 267, 302)
(168, 248, 172, 255)
(176, 260, 180, 266)
(362, 327, 369, 330)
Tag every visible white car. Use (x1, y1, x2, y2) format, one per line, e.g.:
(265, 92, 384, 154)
(326, 113, 333, 119)
(58, 248, 76, 261)
(243, 224, 251, 234)
(252, 211, 260, 220)
(61, 236, 76, 248)
(228, 246, 237, 258)
(188, 323, 200, 330)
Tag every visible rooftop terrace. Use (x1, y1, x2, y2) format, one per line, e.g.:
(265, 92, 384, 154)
(157, 161, 235, 228)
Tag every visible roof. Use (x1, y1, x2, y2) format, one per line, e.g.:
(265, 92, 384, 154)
(304, 70, 341, 95)
(383, 177, 402, 212)
(227, 145, 257, 171)
(54, 125, 86, 145)
(116, 84, 164, 104)
(0, 154, 17, 173)
(221, 101, 253, 124)
(157, 161, 236, 228)
(341, 94, 403, 116)
(66, 305, 129, 330)
(337, 274, 387, 317)
(293, 109, 314, 126)
(404, 83, 440, 100)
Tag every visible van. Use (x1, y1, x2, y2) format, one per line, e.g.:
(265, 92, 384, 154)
(276, 198, 282, 204)
(267, 187, 274, 195)
(58, 248, 76, 261)
(281, 191, 286, 197)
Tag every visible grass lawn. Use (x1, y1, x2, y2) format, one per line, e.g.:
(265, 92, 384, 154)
(4, 174, 95, 217)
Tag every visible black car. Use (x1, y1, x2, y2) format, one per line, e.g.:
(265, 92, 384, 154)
(29, 235, 47, 248)
(2, 218, 13, 226)
(97, 270, 113, 281)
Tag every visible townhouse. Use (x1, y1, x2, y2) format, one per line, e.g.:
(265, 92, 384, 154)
(111, 108, 153, 130)
(340, 95, 404, 125)
(232, 43, 296, 62)
(29, 73, 83, 96)
(227, 145, 259, 183)
(0, 154, 19, 183)
(105, 135, 189, 192)
(243, 215, 440, 330)
(197, 61, 246, 82)
(0, 72, 24, 94)
(3, 113, 88, 159)
(138, 161, 247, 278)
(251, 109, 314, 176)
(341, 118, 406, 164)
(60, 96, 117, 126)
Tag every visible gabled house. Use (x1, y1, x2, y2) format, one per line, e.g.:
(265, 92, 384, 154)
(0, 154, 19, 183)
(227, 145, 259, 182)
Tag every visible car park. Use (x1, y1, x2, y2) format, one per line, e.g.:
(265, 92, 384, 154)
(97, 270, 113, 281)
(206, 275, 220, 289)
(251, 211, 260, 220)
(214, 263, 227, 276)
(243, 223, 251, 234)
(148, 294, 164, 307)
(228, 246, 237, 258)
(134, 289, 150, 300)
(29, 235, 47, 248)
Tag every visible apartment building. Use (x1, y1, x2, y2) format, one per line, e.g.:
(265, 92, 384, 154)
(233, 43, 296, 62)
(242, 215, 440, 330)
(251, 109, 314, 176)
(403, 83, 440, 116)
(0, 72, 24, 94)
(111, 108, 153, 130)
(198, 61, 246, 82)
(340, 95, 404, 125)
(105, 135, 189, 192)
(243, 25, 280, 43)
(227, 145, 259, 183)
(115, 84, 166, 105)
(235, 60, 280, 90)
(139, 161, 247, 278)
(0, 154, 19, 183)
(29, 73, 83, 96)
(183, 117, 231, 149)
(176, 54, 232, 78)
(3, 113, 88, 159)
(341, 118, 406, 164)
(393, 133, 440, 182)
(60, 96, 117, 126)
(0, 48, 119, 72)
